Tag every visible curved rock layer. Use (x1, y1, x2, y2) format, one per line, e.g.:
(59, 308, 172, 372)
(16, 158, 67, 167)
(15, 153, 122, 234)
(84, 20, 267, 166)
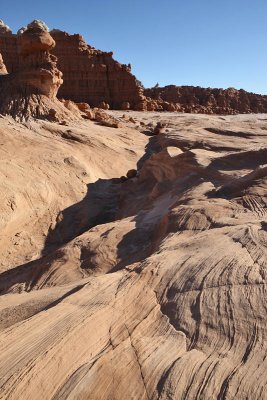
(0, 111, 266, 399)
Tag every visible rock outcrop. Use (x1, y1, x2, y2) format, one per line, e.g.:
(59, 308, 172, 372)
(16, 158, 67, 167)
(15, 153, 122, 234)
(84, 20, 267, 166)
(0, 23, 145, 110)
(0, 20, 76, 121)
(50, 30, 145, 109)
(0, 111, 266, 398)
(0, 53, 7, 74)
(145, 85, 267, 114)
(0, 19, 12, 35)
(1, 20, 266, 115)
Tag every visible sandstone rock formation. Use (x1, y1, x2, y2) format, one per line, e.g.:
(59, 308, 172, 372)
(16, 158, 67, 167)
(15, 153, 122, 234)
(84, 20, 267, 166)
(50, 30, 145, 109)
(0, 53, 7, 74)
(0, 23, 145, 110)
(0, 111, 266, 399)
(0, 19, 12, 35)
(0, 20, 77, 121)
(1, 20, 266, 115)
(145, 84, 267, 114)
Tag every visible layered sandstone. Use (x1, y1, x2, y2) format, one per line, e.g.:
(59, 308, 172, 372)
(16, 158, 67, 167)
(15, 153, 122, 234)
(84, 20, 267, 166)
(0, 112, 266, 399)
(0, 22, 145, 110)
(50, 30, 145, 109)
(1, 20, 266, 114)
(145, 85, 267, 114)
(0, 20, 76, 121)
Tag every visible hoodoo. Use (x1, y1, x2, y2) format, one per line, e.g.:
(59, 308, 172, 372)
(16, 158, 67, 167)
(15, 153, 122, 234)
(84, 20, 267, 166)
(0, 20, 70, 120)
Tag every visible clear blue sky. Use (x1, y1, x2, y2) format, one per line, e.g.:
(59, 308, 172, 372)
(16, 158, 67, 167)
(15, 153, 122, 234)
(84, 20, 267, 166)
(1, 0, 267, 94)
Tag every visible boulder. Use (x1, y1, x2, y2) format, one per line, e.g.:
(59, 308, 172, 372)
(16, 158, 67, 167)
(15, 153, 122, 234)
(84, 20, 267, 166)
(126, 169, 137, 179)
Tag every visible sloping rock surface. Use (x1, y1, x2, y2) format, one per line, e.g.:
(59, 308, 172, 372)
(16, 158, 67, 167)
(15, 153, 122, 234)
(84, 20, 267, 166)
(0, 112, 266, 399)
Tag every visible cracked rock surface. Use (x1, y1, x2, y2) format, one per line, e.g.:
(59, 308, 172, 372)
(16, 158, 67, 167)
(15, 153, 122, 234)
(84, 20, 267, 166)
(0, 112, 266, 399)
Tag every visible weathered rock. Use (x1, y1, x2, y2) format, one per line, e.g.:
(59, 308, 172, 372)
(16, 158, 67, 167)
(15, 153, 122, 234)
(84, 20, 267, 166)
(1, 21, 266, 114)
(76, 102, 91, 112)
(0, 21, 74, 121)
(98, 101, 110, 110)
(50, 31, 145, 109)
(0, 113, 266, 399)
(126, 169, 137, 179)
(94, 109, 123, 128)
(0, 19, 12, 35)
(0, 53, 7, 75)
(144, 85, 267, 114)
(121, 101, 130, 110)
(154, 121, 167, 135)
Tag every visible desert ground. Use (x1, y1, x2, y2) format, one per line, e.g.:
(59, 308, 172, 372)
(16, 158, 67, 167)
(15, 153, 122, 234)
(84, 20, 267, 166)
(0, 111, 266, 399)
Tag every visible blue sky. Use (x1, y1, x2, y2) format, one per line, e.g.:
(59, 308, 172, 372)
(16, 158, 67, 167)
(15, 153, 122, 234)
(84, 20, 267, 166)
(1, 0, 267, 94)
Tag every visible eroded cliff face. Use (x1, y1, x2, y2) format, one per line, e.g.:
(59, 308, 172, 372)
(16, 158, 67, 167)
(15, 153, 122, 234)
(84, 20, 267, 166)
(50, 30, 145, 109)
(0, 21, 77, 121)
(0, 23, 145, 110)
(1, 20, 266, 114)
(145, 85, 267, 114)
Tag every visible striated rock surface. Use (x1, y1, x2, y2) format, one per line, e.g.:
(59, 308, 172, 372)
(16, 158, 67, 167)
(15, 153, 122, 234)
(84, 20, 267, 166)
(0, 111, 266, 399)
(0, 22, 145, 110)
(145, 85, 267, 114)
(50, 30, 145, 109)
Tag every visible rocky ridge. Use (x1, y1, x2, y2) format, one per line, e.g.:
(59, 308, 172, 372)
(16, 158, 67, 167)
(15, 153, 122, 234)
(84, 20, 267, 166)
(0, 19, 266, 114)
(145, 85, 267, 114)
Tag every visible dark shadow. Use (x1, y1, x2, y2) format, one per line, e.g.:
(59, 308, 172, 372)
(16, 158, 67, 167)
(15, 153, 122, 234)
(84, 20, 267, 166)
(209, 148, 267, 171)
(137, 133, 162, 170)
(43, 178, 120, 255)
(0, 130, 163, 293)
(205, 127, 254, 139)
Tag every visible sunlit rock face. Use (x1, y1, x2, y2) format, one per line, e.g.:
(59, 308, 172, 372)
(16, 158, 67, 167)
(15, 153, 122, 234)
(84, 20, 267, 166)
(144, 84, 267, 114)
(15, 20, 61, 98)
(0, 20, 66, 120)
(0, 53, 7, 74)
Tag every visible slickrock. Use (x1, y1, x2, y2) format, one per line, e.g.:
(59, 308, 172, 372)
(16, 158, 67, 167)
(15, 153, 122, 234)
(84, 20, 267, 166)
(0, 111, 266, 399)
